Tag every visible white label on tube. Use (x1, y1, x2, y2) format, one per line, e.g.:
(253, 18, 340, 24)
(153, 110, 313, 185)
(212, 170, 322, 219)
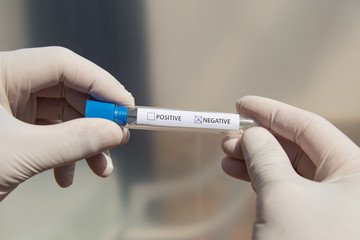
(136, 108, 239, 130)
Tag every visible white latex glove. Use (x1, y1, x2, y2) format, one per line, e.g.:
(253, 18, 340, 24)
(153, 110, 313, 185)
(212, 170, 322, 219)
(222, 96, 360, 240)
(0, 47, 134, 201)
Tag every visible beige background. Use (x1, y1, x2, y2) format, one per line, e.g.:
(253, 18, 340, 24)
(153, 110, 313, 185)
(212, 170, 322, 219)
(0, 1, 359, 239)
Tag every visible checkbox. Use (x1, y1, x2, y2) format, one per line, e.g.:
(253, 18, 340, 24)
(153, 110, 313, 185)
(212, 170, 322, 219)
(147, 112, 155, 120)
(194, 116, 202, 124)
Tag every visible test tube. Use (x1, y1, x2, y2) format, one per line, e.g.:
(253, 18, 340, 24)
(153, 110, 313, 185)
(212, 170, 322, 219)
(85, 100, 258, 134)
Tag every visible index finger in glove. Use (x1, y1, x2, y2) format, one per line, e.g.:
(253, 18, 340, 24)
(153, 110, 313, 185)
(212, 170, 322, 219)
(2, 46, 134, 107)
(237, 96, 360, 181)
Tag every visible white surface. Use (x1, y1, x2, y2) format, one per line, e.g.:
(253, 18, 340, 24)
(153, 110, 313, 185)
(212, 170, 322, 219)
(137, 107, 240, 130)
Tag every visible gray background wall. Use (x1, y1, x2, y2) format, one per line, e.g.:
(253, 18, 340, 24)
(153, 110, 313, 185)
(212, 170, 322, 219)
(0, 1, 359, 239)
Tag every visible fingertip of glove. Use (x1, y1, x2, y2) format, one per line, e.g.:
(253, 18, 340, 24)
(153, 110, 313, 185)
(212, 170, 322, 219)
(127, 92, 135, 106)
(221, 156, 231, 172)
(236, 95, 259, 113)
(221, 136, 241, 155)
(221, 156, 251, 181)
(114, 91, 135, 108)
(54, 164, 76, 188)
(95, 164, 113, 178)
(55, 173, 74, 188)
(57, 179, 73, 188)
(86, 118, 124, 147)
(120, 127, 131, 144)
(86, 152, 114, 178)
(101, 166, 114, 178)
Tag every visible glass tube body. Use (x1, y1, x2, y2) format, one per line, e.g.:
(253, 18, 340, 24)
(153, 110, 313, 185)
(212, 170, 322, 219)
(123, 106, 258, 134)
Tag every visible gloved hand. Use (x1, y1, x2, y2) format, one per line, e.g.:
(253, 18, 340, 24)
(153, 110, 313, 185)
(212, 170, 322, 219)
(221, 96, 360, 240)
(0, 47, 134, 201)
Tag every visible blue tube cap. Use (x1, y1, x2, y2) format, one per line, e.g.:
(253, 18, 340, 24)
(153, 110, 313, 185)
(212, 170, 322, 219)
(85, 100, 128, 126)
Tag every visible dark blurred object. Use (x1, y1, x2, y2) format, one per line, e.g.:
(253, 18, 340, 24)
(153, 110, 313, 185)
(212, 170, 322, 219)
(26, 0, 153, 198)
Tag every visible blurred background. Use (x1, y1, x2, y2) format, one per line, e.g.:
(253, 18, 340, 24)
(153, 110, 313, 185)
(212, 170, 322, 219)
(0, 0, 359, 239)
